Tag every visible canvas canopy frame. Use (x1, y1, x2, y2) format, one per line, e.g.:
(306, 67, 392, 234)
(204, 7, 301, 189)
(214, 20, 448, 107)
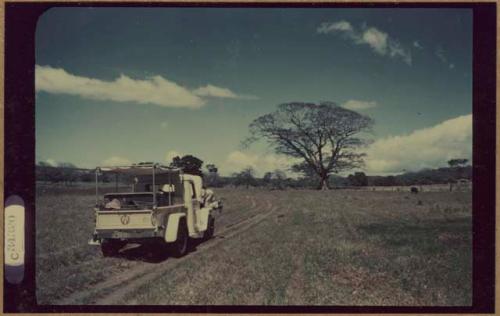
(94, 163, 181, 208)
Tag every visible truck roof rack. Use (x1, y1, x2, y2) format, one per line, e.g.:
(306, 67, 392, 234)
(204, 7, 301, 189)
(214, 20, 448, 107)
(96, 163, 181, 175)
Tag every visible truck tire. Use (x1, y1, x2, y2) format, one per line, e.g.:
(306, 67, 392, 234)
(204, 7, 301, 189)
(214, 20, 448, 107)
(203, 215, 215, 241)
(169, 220, 188, 257)
(101, 239, 125, 257)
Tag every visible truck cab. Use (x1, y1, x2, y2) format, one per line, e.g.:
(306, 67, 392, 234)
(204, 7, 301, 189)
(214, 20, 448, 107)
(89, 163, 222, 257)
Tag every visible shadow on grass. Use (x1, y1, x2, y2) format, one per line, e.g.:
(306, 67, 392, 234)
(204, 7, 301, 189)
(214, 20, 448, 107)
(358, 217, 471, 253)
(357, 216, 472, 305)
(115, 243, 170, 263)
(114, 238, 206, 263)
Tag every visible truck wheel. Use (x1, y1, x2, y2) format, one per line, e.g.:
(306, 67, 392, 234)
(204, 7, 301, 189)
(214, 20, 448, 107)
(169, 220, 188, 257)
(203, 215, 215, 240)
(101, 239, 124, 257)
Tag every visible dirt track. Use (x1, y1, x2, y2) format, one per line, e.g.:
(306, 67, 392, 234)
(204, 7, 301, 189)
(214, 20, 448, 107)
(55, 196, 276, 305)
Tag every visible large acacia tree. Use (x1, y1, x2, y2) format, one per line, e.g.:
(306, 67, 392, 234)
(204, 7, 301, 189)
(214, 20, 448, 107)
(245, 102, 374, 190)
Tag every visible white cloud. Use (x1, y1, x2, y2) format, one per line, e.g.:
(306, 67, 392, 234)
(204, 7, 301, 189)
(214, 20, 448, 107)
(35, 65, 253, 108)
(193, 84, 238, 98)
(317, 21, 353, 33)
(435, 46, 447, 63)
(413, 40, 423, 49)
(102, 156, 132, 166)
(435, 46, 455, 69)
(342, 100, 377, 110)
(364, 114, 472, 174)
(224, 150, 296, 176)
(387, 41, 412, 65)
(317, 21, 412, 65)
(360, 27, 388, 55)
(165, 150, 183, 163)
(46, 158, 58, 167)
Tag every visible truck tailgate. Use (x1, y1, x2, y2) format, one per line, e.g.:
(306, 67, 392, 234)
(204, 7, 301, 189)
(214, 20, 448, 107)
(96, 210, 154, 230)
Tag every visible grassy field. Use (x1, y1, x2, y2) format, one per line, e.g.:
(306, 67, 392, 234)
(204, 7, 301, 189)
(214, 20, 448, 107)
(36, 185, 472, 305)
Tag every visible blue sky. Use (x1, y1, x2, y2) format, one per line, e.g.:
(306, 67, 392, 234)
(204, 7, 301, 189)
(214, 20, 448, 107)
(35, 7, 472, 176)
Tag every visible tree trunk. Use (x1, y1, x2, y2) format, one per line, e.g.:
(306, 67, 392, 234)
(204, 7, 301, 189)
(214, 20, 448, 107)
(319, 175, 329, 190)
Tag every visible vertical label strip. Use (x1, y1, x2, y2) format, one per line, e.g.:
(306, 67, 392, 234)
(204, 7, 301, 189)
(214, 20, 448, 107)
(5, 195, 25, 284)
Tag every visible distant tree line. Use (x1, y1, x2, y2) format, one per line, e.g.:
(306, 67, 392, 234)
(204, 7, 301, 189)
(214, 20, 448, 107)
(36, 157, 471, 189)
(36, 162, 93, 185)
(36, 162, 131, 185)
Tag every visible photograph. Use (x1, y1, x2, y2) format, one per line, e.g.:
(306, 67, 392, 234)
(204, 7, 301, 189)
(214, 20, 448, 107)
(3, 3, 495, 312)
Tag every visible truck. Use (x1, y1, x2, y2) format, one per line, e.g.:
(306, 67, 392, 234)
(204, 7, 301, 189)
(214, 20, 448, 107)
(88, 163, 222, 257)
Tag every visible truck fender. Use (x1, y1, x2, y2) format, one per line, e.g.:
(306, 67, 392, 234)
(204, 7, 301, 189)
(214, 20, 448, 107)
(165, 213, 186, 243)
(197, 207, 212, 232)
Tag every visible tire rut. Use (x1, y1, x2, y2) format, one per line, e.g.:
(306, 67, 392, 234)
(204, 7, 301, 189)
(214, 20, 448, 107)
(56, 198, 276, 305)
(338, 208, 361, 241)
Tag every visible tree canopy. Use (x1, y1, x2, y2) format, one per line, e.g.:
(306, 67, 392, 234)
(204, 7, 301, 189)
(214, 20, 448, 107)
(170, 154, 204, 176)
(447, 158, 469, 168)
(232, 167, 256, 189)
(204, 163, 221, 187)
(347, 172, 368, 187)
(245, 102, 373, 189)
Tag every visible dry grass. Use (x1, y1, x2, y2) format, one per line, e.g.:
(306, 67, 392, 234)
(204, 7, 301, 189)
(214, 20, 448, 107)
(36, 186, 471, 306)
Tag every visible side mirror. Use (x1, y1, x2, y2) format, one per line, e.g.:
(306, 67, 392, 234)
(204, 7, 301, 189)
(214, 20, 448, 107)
(161, 184, 175, 193)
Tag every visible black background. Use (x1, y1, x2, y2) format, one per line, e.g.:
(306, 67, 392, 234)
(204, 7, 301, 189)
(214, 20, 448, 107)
(4, 2, 496, 313)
